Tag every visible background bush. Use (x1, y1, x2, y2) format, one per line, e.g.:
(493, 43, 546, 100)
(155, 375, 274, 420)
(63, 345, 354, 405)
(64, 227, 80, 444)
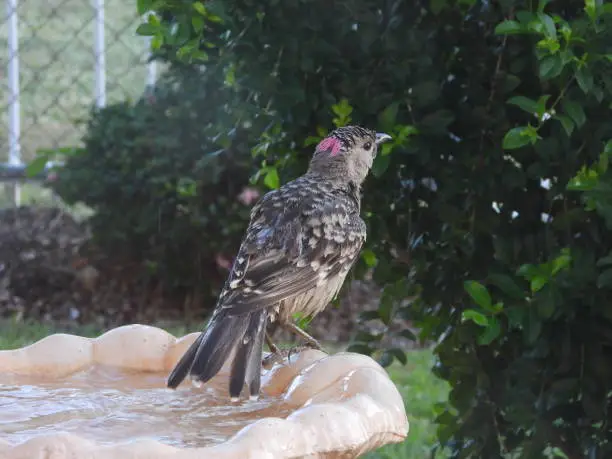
(134, 0, 612, 457)
(51, 64, 259, 310)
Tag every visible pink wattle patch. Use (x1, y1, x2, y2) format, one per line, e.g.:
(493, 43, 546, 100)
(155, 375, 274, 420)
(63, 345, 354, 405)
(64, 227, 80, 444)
(316, 137, 342, 156)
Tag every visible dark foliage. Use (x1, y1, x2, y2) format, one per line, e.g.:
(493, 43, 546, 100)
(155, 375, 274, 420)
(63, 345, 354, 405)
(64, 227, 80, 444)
(50, 65, 259, 309)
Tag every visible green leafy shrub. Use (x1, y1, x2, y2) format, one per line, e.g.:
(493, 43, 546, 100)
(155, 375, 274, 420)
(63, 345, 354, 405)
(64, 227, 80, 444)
(51, 65, 259, 309)
(138, 0, 612, 456)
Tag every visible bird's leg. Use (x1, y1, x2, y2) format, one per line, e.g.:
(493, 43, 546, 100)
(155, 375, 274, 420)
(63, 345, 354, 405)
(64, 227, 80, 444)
(265, 332, 280, 354)
(263, 324, 326, 368)
(262, 332, 284, 368)
(282, 322, 323, 351)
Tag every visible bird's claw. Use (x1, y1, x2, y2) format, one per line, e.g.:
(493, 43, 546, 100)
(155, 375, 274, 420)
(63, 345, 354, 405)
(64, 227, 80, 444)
(287, 344, 313, 362)
(262, 350, 287, 369)
(261, 343, 326, 369)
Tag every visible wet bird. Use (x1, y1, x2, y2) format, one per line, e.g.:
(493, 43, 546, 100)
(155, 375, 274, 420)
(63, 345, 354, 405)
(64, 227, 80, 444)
(167, 125, 392, 399)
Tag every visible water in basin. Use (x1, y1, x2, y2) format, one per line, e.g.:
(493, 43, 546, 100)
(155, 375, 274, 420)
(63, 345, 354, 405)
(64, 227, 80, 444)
(0, 366, 293, 447)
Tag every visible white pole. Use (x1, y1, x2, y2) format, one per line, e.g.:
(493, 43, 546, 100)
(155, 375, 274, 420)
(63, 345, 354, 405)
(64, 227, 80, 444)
(7, 0, 21, 206)
(146, 43, 157, 87)
(94, 0, 106, 107)
(143, 13, 157, 88)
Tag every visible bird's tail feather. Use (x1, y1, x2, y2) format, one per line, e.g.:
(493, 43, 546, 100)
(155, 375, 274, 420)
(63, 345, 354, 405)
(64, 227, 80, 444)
(166, 332, 205, 389)
(230, 310, 268, 398)
(166, 310, 267, 398)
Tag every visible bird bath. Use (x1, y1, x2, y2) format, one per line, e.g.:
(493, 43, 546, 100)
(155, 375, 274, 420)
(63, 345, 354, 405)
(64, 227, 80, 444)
(0, 324, 408, 458)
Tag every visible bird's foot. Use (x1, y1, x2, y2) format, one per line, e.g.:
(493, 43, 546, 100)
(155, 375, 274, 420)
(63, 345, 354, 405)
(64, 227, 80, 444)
(262, 349, 287, 369)
(287, 343, 323, 361)
(261, 343, 325, 369)
(301, 337, 323, 351)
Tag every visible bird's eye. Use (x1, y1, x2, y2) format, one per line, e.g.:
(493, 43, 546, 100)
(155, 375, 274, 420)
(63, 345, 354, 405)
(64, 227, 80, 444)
(364, 141, 372, 151)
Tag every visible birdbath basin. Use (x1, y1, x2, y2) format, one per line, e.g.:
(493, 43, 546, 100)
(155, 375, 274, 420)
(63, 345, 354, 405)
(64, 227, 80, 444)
(0, 324, 408, 458)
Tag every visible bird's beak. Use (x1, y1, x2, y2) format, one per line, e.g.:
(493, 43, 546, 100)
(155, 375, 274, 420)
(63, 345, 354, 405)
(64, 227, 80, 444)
(375, 133, 392, 145)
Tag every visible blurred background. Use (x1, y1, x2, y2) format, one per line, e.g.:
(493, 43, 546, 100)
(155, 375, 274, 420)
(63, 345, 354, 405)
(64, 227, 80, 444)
(1, 0, 612, 457)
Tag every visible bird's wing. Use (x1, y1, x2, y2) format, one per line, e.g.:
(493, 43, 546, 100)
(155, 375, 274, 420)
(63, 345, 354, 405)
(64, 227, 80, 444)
(217, 190, 366, 317)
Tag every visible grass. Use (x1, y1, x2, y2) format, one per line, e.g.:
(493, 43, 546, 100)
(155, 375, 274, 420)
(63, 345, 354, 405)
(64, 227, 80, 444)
(0, 0, 154, 163)
(0, 319, 449, 458)
(364, 352, 450, 459)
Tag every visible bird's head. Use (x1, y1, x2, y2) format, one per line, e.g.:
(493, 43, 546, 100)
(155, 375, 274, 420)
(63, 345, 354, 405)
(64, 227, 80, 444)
(308, 125, 392, 185)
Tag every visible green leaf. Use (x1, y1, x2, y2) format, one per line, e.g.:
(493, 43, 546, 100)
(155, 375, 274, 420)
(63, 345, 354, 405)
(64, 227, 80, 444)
(562, 99, 586, 128)
(462, 309, 489, 327)
(361, 249, 378, 267)
(303, 135, 321, 147)
(464, 280, 493, 310)
(263, 168, 280, 189)
(487, 274, 525, 300)
(537, 289, 556, 319)
(555, 114, 575, 137)
(495, 20, 523, 35)
(192, 16, 205, 33)
(585, 0, 598, 21)
(502, 127, 532, 150)
(193, 1, 208, 16)
(507, 96, 539, 114)
(135, 23, 158, 36)
(388, 348, 408, 365)
(596, 252, 612, 268)
(596, 269, 612, 288)
(517, 263, 539, 280)
(378, 102, 400, 132)
(537, 13, 557, 38)
(536, 95, 551, 116)
(506, 306, 525, 328)
(378, 293, 394, 326)
(575, 66, 594, 94)
(478, 317, 501, 345)
(331, 98, 353, 126)
(524, 308, 542, 344)
(347, 343, 374, 355)
(136, 0, 153, 15)
(399, 329, 418, 341)
(378, 350, 394, 367)
(539, 55, 564, 80)
(537, 0, 552, 12)
(516, 10, 535, 23)
(380, 143, 393, 157)
(354, 330, 381, 343)
(372, 154, 391, 178)
(25, 155, 49, 178)
(151, 35, 162, 50)
(530, 275, 548, 292)
(551, 249, 572, 275)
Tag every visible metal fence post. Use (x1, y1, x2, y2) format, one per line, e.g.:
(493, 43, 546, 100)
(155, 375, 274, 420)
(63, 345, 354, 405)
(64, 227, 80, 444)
(94, 0, 106, 108)
(6, 0, 21, 206)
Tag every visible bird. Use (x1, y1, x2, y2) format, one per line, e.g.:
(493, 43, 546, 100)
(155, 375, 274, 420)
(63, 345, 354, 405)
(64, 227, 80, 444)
(166, 125, 392, 400)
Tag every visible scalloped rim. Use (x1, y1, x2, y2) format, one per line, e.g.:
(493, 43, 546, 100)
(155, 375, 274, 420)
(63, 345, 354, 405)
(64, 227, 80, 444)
(0, 324, 408, 458)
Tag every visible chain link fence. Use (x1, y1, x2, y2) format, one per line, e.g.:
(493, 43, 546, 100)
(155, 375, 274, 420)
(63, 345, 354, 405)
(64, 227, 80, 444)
(0, 0, 158, 205)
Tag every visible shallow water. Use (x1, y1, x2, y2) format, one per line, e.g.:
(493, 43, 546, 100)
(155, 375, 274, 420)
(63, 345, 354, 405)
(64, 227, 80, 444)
(0, 366, 293, 447)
